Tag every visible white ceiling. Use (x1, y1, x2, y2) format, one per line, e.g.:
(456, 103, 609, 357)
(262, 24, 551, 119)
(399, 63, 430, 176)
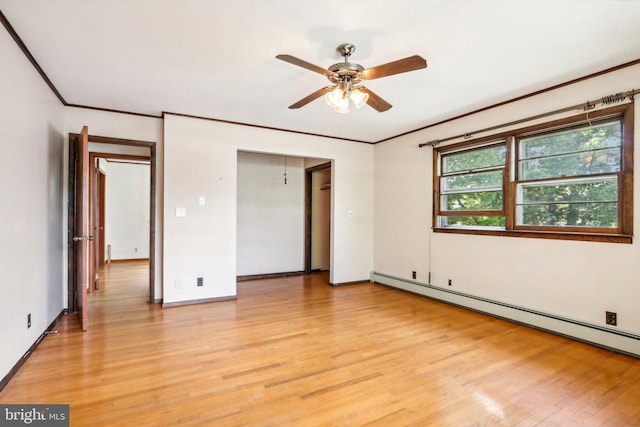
(2, 0, 640, 143)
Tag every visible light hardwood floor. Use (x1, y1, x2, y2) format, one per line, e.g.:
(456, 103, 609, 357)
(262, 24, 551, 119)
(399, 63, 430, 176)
(2, 261, 640, 426)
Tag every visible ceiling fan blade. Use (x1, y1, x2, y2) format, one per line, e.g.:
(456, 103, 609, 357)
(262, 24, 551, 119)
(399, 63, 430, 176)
(363, 55, 427, 80)
(276, 54, 337, 78)
(288, 87, 333, 109)
(361, 87, 392, 112)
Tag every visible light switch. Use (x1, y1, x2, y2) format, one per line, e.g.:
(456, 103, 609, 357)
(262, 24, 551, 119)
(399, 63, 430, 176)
(199, 196, 205, 206)
(176, 207, 186, 217)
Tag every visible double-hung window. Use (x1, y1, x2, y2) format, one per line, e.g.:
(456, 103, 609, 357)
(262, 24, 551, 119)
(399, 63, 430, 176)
(516, 120, 622, 231)
(437, 142, 507, 228)
(433, 103, 633, 243)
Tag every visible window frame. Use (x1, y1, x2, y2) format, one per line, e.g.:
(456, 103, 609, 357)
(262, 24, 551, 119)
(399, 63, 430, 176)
(433, 103, 634, 243)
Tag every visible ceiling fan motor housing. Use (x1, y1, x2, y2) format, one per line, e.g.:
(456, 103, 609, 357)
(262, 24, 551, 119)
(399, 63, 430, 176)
(327, 62, 364, 84)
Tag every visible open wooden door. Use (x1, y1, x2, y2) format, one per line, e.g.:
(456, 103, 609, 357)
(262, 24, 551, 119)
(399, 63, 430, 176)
(74, 126, 90, 331)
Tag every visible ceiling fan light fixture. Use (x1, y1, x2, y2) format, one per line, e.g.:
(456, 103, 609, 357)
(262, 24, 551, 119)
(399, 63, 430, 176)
(324, 86, 344, 109)
(334, 96, 350, 114)
(349, 87, 369, 109)
(325, 78, 366, 113)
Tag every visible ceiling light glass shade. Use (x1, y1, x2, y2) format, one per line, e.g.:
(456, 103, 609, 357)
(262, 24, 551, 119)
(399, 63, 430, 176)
(349, 88, 369, 109)
(334, 96, 350, 113)
(324, 86, 344, 109)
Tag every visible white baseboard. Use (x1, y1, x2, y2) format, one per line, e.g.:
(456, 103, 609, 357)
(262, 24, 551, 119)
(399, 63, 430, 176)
(162, 295, 236, 308)
(371, 271, 640, 358)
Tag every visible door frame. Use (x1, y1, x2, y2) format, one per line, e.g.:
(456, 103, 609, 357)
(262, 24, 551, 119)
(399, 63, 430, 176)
(68, 133, 158, 308)
(304, 161, 332, 274)
(74, 126, 90, 330)
(97, 167, 106, 268)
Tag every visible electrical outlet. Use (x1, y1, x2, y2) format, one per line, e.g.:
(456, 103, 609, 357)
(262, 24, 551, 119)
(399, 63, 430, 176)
(606, 311, 617, 326)
(175, 280, 182, 289)
(448, 279, 452, 286)
(27, 313, 31, 329)
(412, 271, 416, 279)
(197, 277, 203, 287)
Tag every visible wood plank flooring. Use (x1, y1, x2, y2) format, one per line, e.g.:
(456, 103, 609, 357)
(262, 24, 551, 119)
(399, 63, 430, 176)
(1, 261, 640, 426)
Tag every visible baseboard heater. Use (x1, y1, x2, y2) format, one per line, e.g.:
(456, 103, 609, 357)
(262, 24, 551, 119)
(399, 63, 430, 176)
(370, 271, 640, 358)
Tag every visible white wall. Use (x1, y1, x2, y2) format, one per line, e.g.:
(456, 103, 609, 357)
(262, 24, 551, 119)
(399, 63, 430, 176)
(100, 160, 150, 260)
(163, 114, 373, 304)
(237, 152, 304, 276)
(0, 26, 65, 381)
(63, 107, 163, 299)
(374, 63, 640, 336)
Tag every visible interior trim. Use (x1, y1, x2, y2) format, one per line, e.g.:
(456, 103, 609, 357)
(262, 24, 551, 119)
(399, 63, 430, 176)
(237, 271, 304, 282)
(0, 10, 66, 104)
(109, 258, 151, 263)
(0, 309, 66, 393)
(162, 295, 237, 308)
(376, 57, 640, 144)
(162, 111, 371, 144)
(66, 104, 161, 119)
(68, 134, 158, 305)
(2, 9, 638, 145)
(330, 279, 370, 287)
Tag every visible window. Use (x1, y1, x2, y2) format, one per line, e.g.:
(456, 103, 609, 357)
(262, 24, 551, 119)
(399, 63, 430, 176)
(438, 142, 507, 228)
(516, 120, 621, 230)
(433, 103, 633, 243)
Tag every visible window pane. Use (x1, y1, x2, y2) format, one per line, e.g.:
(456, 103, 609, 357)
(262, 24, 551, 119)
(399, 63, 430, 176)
(519, 176, 618, 204)
(519, 147, 620, 180)
(442, 191, 503, 211)
(520, 121, 621, 160)
(440, 216, 506, 228)
(518, 203, 618, 227)
(442, 170, 503, 192)
(443, 144, 506, 174)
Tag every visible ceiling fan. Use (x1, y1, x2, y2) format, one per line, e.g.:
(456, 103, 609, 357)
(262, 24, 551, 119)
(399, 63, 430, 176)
(276, 43, 427, 113)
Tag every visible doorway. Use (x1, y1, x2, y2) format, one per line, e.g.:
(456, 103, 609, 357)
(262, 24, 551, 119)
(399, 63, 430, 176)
(68, 133, 157, 314)
(305, 162, 331, 274)
(90, 153, 151, 290)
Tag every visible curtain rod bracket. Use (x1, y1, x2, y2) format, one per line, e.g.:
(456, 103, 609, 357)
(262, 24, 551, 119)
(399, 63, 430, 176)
(419, 139, 440, 148)
(583, 101, 596, 111)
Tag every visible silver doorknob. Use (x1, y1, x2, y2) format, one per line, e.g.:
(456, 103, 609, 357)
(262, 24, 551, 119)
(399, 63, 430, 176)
(73, 236, 94, 242)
